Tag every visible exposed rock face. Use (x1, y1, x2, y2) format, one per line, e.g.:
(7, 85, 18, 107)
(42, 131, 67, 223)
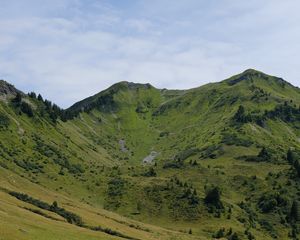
(119, 139, 128, 152)
(142, 151, 158, 164)
(0, 80, 22, 97)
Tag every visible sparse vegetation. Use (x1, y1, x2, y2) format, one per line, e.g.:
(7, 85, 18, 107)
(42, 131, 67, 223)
(9, 191, 83, 225)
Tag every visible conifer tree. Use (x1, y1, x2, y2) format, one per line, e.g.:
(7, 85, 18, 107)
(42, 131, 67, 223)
(290, 200, 300, 222)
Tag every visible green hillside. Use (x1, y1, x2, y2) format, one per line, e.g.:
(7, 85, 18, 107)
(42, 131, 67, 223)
(1, 69, 300, 239)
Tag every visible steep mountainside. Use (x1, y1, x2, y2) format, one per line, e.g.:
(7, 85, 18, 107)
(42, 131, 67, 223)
(1, 69, 300, 240)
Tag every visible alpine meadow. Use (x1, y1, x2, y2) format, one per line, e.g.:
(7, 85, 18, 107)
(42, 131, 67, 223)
(1, 69, 300, 239)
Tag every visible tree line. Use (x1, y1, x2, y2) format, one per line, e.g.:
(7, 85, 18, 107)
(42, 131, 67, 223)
(233, 101, 300, 127)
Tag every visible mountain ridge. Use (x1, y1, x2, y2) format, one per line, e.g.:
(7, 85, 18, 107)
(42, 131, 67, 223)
(65, 69, 298, 118)
(1, 69, 300, 239)
(0, 69, 297, 111)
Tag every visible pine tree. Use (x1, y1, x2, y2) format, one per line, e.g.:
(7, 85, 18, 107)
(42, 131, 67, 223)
(20, 102, 34, 117)
(229, 232, 239, 240)
(52, 201, 58, 208)
(205, 186, 223, 208)
(287, 149, 295, 164)
(14, 92, 22, 103)
(290, 200, 300, 222)
(234, 105, 246, 122)
(37, 94, 43, 101)
(294, 160, 300, 177)
(258, 147, 271, 161)
(28, 92, 36, 98)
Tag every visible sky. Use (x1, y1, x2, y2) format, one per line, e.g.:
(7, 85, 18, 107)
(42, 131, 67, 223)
(0, 0, 300, 108)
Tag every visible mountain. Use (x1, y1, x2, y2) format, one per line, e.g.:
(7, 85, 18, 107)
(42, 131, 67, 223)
(1, 69, 300, 240)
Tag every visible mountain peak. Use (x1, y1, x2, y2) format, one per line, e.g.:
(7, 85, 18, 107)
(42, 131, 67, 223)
(67, 81, 155, 113)
(242, 68, 262, 74)
(108, 81, 154, 92)
(238, 68, 269, 79)
(225, 69, 287, 86)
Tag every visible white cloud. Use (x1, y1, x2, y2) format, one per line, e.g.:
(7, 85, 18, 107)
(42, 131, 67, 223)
(0, 0, 299, 108)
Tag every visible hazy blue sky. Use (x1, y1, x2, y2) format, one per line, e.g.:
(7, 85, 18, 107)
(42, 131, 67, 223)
(1, 0, 300, 107)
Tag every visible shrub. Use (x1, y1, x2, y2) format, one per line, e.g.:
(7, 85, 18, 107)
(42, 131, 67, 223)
(258, 192, 288, 213)
(141, 167, 156, 177)
(233, 105, 247, 123)
(287, 149, 300, 177)
(228, 232, 240, 240)
(28, 92, 37, 98)
(259, 219, 277, 238)
(221, 133, 253, 147)
(68, 163, 85, 174)
(20, 102, 34, 117)
(9, 191, 83, 226)
(204, 186, 223, 209)
(175, 148, 199, 162)
(163, 160, 183, 169)
(14, 92, 22, 103)
(257, 147, 271, 161)
(0, 114, 10, 129)
(200, 145, 223, 159)
(89, 226, 138, 240)
(13, 159, 44, 172)
(287, 149, 295, 164)
(290, 200, 300, 222)
(105, 177, 126, 210)
(212, 228, 225, 238)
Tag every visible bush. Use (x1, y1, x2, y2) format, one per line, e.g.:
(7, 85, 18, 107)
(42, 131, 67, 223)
(28, 92, 36, 98)
(141, 167, 156, 177)
(259, 219, 277, 238)
(14, 92, 22, 103)
(212, 228, 225, 238)
(257, 147, 271, 161)
(290, 200, 300, 222)
(175, 148, 199, 162)
(200, 145, 223, 159)
(68, 163, 85, 174)
(232, 102, 300, 128)
(233, 105, 247, 123)
(20, 102, 34, 117)
(9, 191, 83, 225)
(239, 147, 272, 162)
(105, 177, 126, 210)
(33, 135, 84, 175)
(14, 159, 44, 172)
(228, 232, 240, 240)
(204, 186, 223, 209)
(89, 226, 137, 240)
(0, 114, 10, 129)
(287, 149, 295, 164)
(258, 192, 288, 213)
(287, 149, 300, 177)
(163, 160, 183, 169)
(221, 133, 253, 147)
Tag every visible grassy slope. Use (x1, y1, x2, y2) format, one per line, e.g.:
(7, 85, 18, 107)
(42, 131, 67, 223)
(0, 167, 205, 240)
(1, 69, 300, 239)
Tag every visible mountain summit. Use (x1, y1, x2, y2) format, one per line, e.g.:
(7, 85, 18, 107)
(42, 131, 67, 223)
(225, 68, 284, 85)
